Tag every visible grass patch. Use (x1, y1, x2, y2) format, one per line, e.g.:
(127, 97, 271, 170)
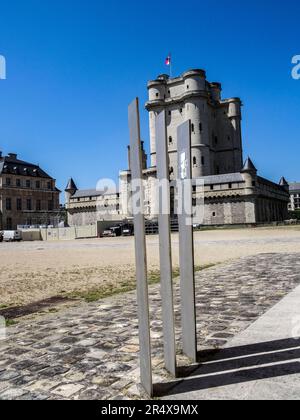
(5, 319, 18, 327)
(66, 264, 216, 303)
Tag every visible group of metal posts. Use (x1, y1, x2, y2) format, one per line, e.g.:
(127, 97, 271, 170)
(128, 98, 197, 397)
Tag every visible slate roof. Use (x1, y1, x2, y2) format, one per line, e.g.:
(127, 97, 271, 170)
(241, 157, 257, 173)
(199, 173, 244, 185)
(289, 183, 300, 192)
(72, 189, 104, 199)
(65, 178, 78, 192)
(0, 154, 53, 179)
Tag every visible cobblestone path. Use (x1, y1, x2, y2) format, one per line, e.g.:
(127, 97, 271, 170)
(0, 253, 299, 400)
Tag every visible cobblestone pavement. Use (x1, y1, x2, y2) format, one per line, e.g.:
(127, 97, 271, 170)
(0, 253, 300, 400)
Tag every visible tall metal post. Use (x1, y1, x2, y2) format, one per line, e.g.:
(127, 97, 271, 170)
(128, 98, 153, 396)
(177, 120, 198, 362)
(155, 110, 177, 376)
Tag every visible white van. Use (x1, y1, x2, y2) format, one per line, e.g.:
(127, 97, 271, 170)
(3, 231, 22, 242)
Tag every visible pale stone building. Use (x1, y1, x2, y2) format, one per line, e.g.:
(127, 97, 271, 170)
(120, 69, 289, 225)
(288, 183, 300, 211)
(0, 152, 61, 230)
(65, 178, 121, 226)
(146, 70, 243, 178)
(67, 68, 290, 227)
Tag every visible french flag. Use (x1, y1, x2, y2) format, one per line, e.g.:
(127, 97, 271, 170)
(165, 55, 171, 66)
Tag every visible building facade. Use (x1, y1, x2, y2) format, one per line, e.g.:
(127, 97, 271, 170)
(288, 183, 300, 211)
(146, 70, 243, 178)
(66, 68, 290, 227)
(0, 152, 61, 230)
(65, 178, 121, 226)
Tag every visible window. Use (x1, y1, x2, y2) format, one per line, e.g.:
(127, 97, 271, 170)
(27, 199, 32, 211)
(156, 93, 159, 98)
(180, 108, 183, 114)
(212, 212, 216, 217)
(6, 178, 11, 186)
(168, 110, 171, 116)
(192, 198, 197, 206)
(36, 200, 41, 211)
(228, 136, 231, 141)
(6, 198, 12, 211)
(228, 183, 232, 189)
(47, 182, 51, 190)
(199, 123, 203, 132)
(201, 157, 205, 166)
(215, 136, 218, 144)
(169, 136, 173, 144)
(6, 217, 12, 230)
(16, 179, 21, 187)
(216, 166, 220, 174)
(193, 157, 197, 167)
(48, 200, 54, 211)
(187, 85, 189, 89)
(210, 185, 214, 191)
(17, 198, 22, 211)
(36, 181, 41, 189)
(191, 123, 195, 133)
(252, 181, 256, 187)
(26, 180, 31, 188)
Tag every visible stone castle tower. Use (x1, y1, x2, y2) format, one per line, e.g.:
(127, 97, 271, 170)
(145, 69, 243, 178)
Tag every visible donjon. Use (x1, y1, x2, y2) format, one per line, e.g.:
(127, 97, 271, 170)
(146, 70, 243, 178)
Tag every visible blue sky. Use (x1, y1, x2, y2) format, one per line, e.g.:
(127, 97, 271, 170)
(0, 0, 299, 196)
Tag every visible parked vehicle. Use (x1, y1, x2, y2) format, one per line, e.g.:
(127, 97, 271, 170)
(2, 230, 22, 242)
(0, 231, 3, 242)
(122, 224, 134, 236)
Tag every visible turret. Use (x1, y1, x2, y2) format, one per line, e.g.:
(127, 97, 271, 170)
(279, 177, 289, 192)
(241, 158, 257, 194)
(65, 178, 78, 204)
(210, 82, 222, 102)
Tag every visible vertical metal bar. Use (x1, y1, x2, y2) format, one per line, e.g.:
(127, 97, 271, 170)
(128, 98, 153, 397)
(155, 110, 177, 377)
(177, 120, 197, 362)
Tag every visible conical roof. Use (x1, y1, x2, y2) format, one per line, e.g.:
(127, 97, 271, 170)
(241, 157, 257, 173)
(65, 178, 78, 192)
(279, 177, 289, 187)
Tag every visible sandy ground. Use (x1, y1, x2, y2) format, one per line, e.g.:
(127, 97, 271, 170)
(1, 226, 300, 307)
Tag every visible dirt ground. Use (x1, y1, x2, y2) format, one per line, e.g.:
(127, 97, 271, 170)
(1, 226, 300, 307)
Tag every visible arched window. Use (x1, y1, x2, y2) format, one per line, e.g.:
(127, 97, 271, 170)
(191, 123, 195, 133)
(193, 157, 197, 167)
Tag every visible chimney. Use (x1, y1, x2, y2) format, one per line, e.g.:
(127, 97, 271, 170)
(8, 153, 17, 159)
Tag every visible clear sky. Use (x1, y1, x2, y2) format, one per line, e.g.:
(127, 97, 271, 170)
(0, 0, 299, 197)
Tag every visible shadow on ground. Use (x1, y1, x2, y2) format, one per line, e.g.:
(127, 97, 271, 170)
(154, 337, 300, 397)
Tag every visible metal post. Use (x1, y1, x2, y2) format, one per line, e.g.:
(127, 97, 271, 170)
(177, 120, 197, 362)
(128, 98, 153, 397)
(155, 110, 177, 377)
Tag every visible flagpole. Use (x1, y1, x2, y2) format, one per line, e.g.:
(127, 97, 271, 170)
(170, 53, 172, 78)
